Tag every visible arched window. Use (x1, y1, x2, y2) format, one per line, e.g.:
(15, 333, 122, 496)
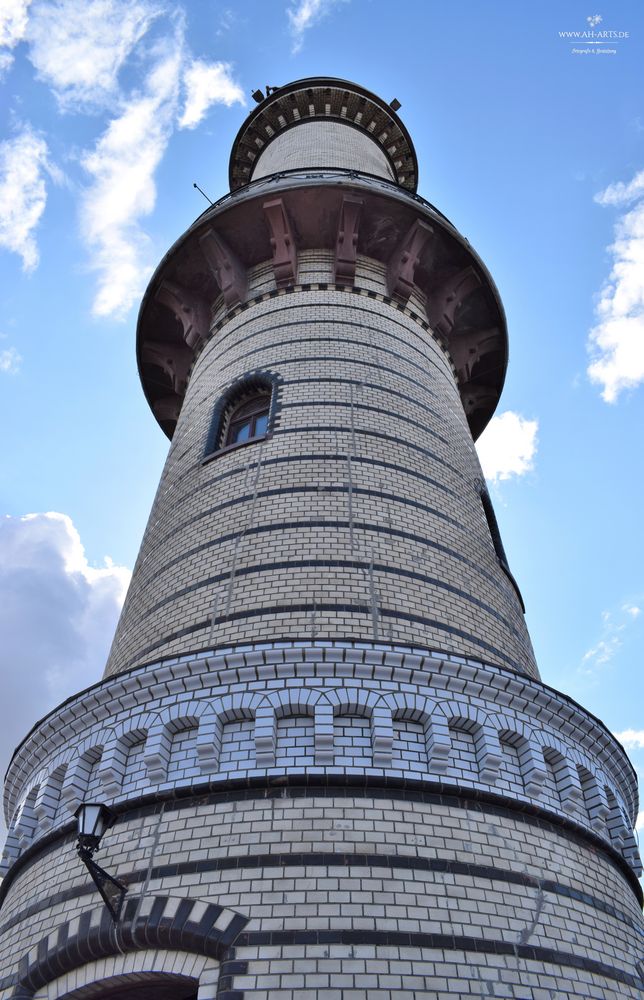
(204, 373, 279, 460)
(223, 390, 271, 447)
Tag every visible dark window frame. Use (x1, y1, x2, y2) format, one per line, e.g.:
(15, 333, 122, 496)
(223, 391, 271, 447)
(480, 485, 526, 613)
(203, 372, 279, 462)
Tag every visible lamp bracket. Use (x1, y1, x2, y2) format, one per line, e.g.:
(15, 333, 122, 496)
(81, 855, 128, 922)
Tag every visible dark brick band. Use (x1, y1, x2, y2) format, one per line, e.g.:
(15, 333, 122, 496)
(284, 374, 449, 424)
(232, 928, 643, 991)
(4, 895, 248, 999)
(142, 516, 509, 615)
(215, 334, 443, 394)
(127, 584, 526, 674)
(2, 876, 640, 996)
(210, 352, 438, 404)
(280, 397, 452, 447)
(124, 851, 644, 933)
(152, 480, 464, 549)
(3, 776, 640, 929)
(1, 850, 639, 986)
(128, 600, 523, 671)
(271, 423, 468, 480)
(201, 302, 452, 383)
(199, 446, 459, 500)
(139, 556, 521, 640)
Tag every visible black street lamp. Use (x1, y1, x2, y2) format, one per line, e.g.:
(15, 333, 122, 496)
(74, 802, 127, 921)
(75, 802, 116, 857)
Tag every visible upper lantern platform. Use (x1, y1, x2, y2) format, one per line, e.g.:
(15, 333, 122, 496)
(229, 77, 419, 192)
(136, 78, 509, 441)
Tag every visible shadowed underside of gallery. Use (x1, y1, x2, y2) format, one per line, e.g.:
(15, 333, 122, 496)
(0, 78, 642, 1000)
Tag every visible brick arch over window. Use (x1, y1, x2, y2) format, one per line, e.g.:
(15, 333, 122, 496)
(44, 969, 200, 1000)
(9, 896, 248, 1000)
(204, 370, 282, 457)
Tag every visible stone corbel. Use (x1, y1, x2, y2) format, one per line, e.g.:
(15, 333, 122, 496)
(584, 781, 610, 834)
(199, 228, 247, 308)
(426, 719, 451, 774)
(196, 718, 223, 773)
(263, 198, 298, 287)
(141, 340, 193, 395)
(155, 281, 210, 350)
(460, 383, 497, 419)
(386, 219, 433, 303)
(152, 395, 182, 425)
(553, 759, 584, 814)
(476, 726, 503, 784)
(427, 266, 481, 339)
(33, 785, 57, 834)
(448, 329, 499, 384)
(143, 728, 172, 784)
(371, 707, 394, 768)
(334, 195, 363, 286)
(254, 706, 276, 768)
(314, 704, 334, 766)
(60, 759, 91, 814)
(622, 833, 642, 876)
(0, 834, 19, 876)
(96, 749, 126, 799)
(518, 744, 548, 798)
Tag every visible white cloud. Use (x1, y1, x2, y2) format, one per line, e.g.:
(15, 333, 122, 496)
(587, 169, 644, 402)
(614, 729, 644, 750)
(594, 170, 644, 207)
(0, 513, 130, 818)
(580, 601, 642, 674)
(0, 126, 51, 271)
(475, 410, 538, 483)
(80, 38, 183, 318)
(287, 0, 345, 53)
(581, 634, 622, 669)
(4, 4, 244, 317)
(0, 0, 30, 49)
(26, 0, 159, 111)
(178, 58, 245, 129)
(0, 346, 22, 374)
(0, 52, 14, 78)
(637, 811, 644, 833)
(216, 8, 237, 36)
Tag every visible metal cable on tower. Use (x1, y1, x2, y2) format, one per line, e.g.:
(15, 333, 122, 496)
(1, 77, 642, 999)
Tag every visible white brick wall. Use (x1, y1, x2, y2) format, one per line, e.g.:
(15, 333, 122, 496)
(105, 253, 538, 681)
(2, 85, 642, 997)
(2, 787, 643, 996)
(2, 643, 639, 880)
(251, 121, 396, 181)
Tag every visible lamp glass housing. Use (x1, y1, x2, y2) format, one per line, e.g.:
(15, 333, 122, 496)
(75, 802, 115, 851)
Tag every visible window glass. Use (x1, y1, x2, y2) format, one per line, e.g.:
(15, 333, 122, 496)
(223, 390, 271, 448)
(231, 420, 251, 443)
(255, 412, 269, 436)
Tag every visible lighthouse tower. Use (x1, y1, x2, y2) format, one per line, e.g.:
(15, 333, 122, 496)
(1, 78, 642, 999)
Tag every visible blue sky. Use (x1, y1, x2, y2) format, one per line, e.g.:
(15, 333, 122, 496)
(1, 0, 643, 835)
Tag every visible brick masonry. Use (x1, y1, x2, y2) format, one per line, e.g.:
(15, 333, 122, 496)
(251, 122, 396, 182)
(105, 253, 538, 680)
(2, 81, 643, 998)
(1, 643, 642, 994)
(1, 779, 643, 997)
(2, 644, 640, 873)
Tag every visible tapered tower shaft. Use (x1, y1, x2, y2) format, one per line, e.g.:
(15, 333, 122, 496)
(106, 79, 536, 682)
(1, 79, 641, 1000)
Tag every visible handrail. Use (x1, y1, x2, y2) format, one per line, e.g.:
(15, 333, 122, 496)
(191, 167, 457, 232)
